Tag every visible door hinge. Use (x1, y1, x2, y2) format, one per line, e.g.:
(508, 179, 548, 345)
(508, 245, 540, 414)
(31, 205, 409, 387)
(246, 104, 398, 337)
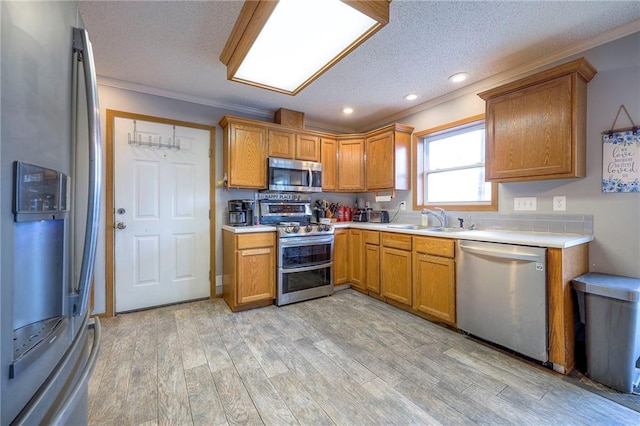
(208, 209, 211, 220)
(209, 148, 212, 158)
(209, 271, 211, 281)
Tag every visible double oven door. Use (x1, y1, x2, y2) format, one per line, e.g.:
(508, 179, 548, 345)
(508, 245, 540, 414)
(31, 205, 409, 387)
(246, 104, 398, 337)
(277, 234, 333, 306)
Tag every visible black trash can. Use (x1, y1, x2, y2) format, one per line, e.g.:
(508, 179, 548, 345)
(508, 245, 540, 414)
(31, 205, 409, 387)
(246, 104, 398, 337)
(572, 273, 640, 393)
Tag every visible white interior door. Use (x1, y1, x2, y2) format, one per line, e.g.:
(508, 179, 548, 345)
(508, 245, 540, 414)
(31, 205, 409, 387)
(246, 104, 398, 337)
(114, 117, 210, 312)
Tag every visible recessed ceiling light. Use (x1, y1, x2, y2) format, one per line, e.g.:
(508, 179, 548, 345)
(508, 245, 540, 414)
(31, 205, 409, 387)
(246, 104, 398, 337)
(404, 94, 418, 101)
(342, 107, 354, 114)
(448, 72, 470, 83)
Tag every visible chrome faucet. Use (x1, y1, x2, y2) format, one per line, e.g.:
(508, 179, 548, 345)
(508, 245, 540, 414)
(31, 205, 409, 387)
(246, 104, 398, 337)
(423, 208, 447, 227)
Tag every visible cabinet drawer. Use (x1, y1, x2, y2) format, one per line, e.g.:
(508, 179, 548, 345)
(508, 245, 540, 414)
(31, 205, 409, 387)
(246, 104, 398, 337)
(381, 232, 412, 251)
(237, 232, 275, 250)
(363, 230, 380, 245)
(413, 236, 454, 258)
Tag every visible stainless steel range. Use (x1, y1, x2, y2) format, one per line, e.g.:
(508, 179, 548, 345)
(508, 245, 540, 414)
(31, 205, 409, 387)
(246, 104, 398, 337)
(258, 193, 334, 306)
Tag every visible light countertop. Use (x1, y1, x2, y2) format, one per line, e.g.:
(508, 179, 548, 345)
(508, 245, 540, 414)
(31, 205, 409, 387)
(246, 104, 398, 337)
(222, 222, 593, 249)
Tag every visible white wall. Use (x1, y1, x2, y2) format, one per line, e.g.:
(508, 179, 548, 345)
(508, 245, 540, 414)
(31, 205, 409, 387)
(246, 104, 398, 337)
(91, 32, 640, 314)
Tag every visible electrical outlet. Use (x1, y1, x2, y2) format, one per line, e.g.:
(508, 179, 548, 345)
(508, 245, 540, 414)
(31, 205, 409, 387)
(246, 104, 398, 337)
(399, 201, 406, 211)
(514, 197, 537, 211)
(553, 196, 567, 211)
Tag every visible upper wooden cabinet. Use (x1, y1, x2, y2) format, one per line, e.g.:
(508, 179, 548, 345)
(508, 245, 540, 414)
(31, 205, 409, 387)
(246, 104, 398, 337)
(296, 133, 321, 162)
(338, 137, 366, 191)
(220, 115, 414, 191)
(365, 124, 413, 191)
(321, 137, 338, 191)
(479, 58, 597, 182)
(220, 117, 268, 189)
(268, 129, 295, 159)
(268, 129, 321, 162)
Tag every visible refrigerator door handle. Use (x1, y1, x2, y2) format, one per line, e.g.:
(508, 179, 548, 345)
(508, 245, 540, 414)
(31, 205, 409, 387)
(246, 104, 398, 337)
(49, 318, 101, 425)
(71, 27, 102, 317)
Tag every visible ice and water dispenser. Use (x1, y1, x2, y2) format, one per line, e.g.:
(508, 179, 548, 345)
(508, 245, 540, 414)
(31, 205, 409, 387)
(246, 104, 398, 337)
(11, 162, 70, 377)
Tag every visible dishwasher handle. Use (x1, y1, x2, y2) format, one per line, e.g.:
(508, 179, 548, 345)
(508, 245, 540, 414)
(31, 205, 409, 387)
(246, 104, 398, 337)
(460, 243, 544, 262)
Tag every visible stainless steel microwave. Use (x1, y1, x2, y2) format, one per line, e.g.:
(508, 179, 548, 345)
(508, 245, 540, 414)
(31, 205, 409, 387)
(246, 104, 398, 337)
(268, 157, 322, 192)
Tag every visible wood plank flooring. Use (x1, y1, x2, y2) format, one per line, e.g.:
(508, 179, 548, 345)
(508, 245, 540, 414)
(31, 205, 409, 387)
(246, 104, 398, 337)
(88, 289, 640, 425)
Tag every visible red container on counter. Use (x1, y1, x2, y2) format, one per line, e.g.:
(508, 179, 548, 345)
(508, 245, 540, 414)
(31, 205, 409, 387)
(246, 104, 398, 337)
(337, 205, 345, 222)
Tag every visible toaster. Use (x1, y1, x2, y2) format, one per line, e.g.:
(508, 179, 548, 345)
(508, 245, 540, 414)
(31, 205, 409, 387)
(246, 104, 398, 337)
(352, 209, 368, 222)
(368, 210, 390, 223)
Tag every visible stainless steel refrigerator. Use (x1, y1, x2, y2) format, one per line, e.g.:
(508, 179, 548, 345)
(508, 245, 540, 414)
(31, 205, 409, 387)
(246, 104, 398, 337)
(1, 2, 102, 424)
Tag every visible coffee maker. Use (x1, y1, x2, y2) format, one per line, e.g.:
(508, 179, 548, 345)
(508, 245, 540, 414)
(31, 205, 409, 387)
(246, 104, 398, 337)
(228, 200, 254, 226)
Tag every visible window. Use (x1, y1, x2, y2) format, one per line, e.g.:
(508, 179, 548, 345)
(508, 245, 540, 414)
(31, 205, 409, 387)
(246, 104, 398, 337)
(414, 114, 497, 211)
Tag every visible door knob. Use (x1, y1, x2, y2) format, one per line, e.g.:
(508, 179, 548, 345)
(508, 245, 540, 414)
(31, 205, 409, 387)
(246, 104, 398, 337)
(117, 208, 126, 214)
(116, 222, 127, 230)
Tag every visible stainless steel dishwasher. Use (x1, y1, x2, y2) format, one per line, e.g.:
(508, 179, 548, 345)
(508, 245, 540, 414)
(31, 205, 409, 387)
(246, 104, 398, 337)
(456, 240, 548, 362)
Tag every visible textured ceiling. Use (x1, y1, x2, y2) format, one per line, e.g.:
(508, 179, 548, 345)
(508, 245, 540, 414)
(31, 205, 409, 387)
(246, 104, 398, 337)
(78, 0, 640, 132)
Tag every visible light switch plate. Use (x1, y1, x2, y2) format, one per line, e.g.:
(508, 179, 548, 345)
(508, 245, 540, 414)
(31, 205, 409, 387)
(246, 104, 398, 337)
(553, 196, 567, 211)
(514, 197, 537, 211)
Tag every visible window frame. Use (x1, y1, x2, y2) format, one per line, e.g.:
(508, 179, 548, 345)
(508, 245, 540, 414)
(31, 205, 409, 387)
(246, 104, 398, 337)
(413, 114, 498, 211)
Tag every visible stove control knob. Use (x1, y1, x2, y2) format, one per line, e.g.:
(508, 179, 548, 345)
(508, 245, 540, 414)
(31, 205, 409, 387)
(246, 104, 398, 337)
(318, 224, 327, 231)
(305, 224, 313, 233)
(325, 225, 333, 232)
(292, 225, 300, 233)
(285, 226, 294, 234)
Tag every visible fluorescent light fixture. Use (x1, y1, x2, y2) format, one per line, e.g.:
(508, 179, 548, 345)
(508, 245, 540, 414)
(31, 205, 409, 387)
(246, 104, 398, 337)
(342, 107, 354, 114)
(404, 94, 418, 101)
(220, 0, 390, 95)
(448, 72, 470, 83)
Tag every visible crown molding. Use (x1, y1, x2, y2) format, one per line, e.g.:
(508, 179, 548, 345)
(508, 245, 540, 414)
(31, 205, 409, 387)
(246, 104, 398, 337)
(97, 76, 274, 121)
(363, 19, 640, 131)
(96, 76, 355, 133)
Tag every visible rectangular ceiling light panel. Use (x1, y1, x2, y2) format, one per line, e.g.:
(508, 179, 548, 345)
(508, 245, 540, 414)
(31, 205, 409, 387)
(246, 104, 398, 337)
(223, 0, 388, 95)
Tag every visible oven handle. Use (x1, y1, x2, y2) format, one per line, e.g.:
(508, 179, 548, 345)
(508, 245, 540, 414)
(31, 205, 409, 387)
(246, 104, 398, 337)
(280, 262, 333, 274)
(279, 236, 335, 247)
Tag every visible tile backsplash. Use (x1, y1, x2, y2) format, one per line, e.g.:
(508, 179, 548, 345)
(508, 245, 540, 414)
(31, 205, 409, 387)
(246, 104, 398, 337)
(393, 212, 593, 235)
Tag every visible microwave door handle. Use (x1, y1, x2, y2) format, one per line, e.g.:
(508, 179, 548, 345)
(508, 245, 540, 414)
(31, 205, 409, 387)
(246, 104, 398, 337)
(308, 168, 312, 188)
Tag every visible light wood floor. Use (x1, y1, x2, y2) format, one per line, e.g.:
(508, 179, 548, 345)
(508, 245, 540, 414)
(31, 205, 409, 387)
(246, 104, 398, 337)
(88, 289, 640, 425)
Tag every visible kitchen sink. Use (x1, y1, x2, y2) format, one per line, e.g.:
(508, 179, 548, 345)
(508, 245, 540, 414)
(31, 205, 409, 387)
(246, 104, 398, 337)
(387, 224, 429, 230)
(386, 224, 468, 232)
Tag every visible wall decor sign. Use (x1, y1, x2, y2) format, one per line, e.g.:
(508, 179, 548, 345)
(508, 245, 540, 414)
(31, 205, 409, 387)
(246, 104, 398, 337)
(602, 105, 639, 193)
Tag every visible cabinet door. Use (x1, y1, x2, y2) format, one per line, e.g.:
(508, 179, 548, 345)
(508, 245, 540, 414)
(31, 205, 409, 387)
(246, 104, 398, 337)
(381, 246, 412, 306)
(485, 75, 574, 181)
(296, 133, 321, 162)
(338, 139, 365, 191)
(268, 129, 295, 159)
(364, 244, 380, 294)
(321, 137, 338, 191)
(413, 253, 455, 325)
(236, 246, 275, 304)
(348, 229, 364, 291)
(333, 229, 348, 285)
(366, 131, 394, 190)
(227, 123, 267, 188)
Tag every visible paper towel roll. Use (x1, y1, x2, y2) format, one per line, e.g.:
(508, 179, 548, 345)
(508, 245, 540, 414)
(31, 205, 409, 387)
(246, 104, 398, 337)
(375, 195, 392, 202)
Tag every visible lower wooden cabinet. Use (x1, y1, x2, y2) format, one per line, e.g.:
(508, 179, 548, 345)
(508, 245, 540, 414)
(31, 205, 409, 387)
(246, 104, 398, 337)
(348, 229, 365, 291)
(363, 231, 380, 294)
(223, 230, 275, 312)
(412, 236, 456, 326)
(333, 229, 349, 285)
(413, 254, 455, 325)
(380, 232, 412, 306)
